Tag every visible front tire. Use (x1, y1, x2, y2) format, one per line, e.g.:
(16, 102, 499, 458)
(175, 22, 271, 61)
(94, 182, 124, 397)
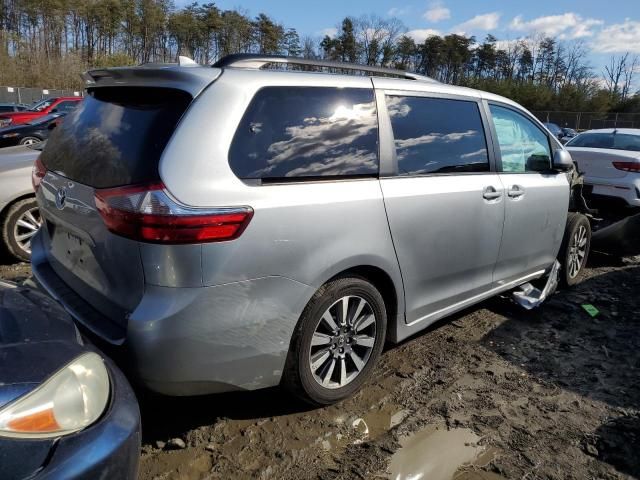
(1, 198, 42, 262)
(283, 276, 387, 406)
(559, 213, 591, 287)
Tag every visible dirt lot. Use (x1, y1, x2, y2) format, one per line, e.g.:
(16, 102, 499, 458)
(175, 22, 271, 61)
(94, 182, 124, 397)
(2, 254, 639, 480)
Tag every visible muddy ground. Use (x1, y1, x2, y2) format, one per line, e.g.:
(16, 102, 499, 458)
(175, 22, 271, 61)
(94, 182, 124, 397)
(2, 254, 638, 480)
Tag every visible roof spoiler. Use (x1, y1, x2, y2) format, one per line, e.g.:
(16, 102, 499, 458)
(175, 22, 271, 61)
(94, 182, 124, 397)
(80, 58, 221, 96)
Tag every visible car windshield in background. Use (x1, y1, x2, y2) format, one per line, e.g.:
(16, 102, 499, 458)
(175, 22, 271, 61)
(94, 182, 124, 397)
(41, 87, 192, 188)
(544, 123, 563, 136)
(29, 99, 53, 112)
(567, 132, 640, 152)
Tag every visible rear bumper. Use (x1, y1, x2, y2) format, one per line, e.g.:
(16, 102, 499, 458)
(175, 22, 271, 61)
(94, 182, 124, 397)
(32, 231, 314, 395)
(126, 277, 314, 395)
(585, 176, 640, 207)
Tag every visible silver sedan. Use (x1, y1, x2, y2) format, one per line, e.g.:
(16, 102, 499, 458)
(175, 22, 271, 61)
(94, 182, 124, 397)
(0, 143, 41, 261)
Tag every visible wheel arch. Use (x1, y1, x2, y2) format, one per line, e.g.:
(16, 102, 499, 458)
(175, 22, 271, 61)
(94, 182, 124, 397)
(319, 263, 404, 344)
(0, 193, 36, 220)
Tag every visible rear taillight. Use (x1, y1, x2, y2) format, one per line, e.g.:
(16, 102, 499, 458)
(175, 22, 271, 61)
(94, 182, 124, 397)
(32, 156, 46, 191)
(612, 161, 640, 172)
(94, 183, 253, 244)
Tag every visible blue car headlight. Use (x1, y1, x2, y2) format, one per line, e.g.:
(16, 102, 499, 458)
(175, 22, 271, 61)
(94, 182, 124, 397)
(0, 352, 110, 438)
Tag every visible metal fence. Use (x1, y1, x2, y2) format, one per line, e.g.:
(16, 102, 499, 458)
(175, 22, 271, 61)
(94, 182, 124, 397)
(0, 86, 82, 106)
(532, 111, 640, 131)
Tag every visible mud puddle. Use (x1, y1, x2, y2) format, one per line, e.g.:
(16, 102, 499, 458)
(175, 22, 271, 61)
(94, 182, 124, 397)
(389, 426, 501, 480)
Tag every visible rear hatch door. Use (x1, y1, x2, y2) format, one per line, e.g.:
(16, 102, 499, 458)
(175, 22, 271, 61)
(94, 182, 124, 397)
(36, 86, 193, 340)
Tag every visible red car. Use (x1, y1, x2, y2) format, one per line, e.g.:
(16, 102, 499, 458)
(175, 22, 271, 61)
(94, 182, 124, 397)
(0, 96, 82, 127)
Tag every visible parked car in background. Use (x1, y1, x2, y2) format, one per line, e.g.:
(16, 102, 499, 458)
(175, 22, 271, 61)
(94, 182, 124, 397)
(0, 113, 65, 148)
(562, 127, 578, 140)
(0, 103, 28, 113)
(0, 282, 140, 479)
(0, 143, 42, 261)
(544, 122, 565, 141)
(0, 96, 81, 128)
(32, 54, 575, 406)
(566, 128, 640, 208)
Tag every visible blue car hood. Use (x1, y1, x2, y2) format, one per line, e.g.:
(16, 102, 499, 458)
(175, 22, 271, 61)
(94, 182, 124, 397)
(0, 283, 83, 408)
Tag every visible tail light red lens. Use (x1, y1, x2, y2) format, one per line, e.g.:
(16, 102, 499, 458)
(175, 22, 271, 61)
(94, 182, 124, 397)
(32, 156, 47, 191)
(94, 183, 253, 244)
(612, 161, 640, 173)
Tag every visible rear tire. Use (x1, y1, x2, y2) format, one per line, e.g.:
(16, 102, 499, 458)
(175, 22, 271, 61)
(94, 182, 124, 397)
(1, 198, 41, 262)
(282, 276, 387, 406)
(559, 213, 591, 287)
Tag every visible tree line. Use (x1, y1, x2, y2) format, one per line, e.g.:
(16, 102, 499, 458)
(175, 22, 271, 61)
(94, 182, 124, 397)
(0, 0, 638, 113)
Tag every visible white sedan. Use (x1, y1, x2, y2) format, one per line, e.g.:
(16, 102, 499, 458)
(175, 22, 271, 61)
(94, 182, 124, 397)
(566, 128, 640, 207)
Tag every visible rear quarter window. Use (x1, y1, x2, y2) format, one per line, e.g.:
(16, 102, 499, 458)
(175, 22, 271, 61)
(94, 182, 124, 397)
(229, 87, 379, 180)
(41, 87, 192, 188)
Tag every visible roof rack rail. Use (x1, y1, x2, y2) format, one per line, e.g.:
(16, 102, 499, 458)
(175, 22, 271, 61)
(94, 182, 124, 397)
(212, 54, 438, 83)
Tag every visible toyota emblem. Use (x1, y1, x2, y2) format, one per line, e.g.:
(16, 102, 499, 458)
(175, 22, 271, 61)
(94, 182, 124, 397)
(55, 187, 67, 210)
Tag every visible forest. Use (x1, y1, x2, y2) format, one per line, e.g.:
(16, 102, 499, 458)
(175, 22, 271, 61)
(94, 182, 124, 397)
(0, 0, 638, 113)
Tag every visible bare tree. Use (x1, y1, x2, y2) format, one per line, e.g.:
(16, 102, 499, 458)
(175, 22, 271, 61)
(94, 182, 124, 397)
(622, 55, 639, 101)
(603, 53, 639, 100)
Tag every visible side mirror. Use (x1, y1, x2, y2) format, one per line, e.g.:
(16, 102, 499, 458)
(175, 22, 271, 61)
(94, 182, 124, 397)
(553, 149, 574, 172)
(50, 108, 58, 113)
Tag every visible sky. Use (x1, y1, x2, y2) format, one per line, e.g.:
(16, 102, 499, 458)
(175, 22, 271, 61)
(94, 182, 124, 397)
(178, 0, 640, 76)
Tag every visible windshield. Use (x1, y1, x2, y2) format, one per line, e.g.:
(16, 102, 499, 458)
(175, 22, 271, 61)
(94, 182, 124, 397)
(29, 99, 54, 112)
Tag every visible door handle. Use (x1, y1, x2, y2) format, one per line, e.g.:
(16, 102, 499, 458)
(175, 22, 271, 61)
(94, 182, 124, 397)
(507, 185, 525, 198)
(482, 186, 502, 200)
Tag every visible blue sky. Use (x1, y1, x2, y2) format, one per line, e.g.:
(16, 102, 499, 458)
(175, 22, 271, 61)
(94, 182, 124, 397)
(179, 0, 640, 76)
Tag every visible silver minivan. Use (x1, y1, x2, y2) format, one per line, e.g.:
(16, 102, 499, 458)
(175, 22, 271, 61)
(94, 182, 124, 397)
(31, 55, 574, 405)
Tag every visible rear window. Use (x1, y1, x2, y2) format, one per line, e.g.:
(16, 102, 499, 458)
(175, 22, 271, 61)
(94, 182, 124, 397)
(567, 132, 640, 152)
(229, 87, 378, 180)
(567, 133, 613, 149)
(41, 87, 191, 188)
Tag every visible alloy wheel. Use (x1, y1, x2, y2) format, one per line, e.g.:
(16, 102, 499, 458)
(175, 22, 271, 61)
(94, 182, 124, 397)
(308, 295, 377, 389)
(21, 137, 41, 146)
(14, 207, 41, 254)
(567, 224, 588, 279)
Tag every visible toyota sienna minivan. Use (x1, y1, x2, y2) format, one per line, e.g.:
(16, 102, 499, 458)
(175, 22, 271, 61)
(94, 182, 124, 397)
(31, 54, 575, 405)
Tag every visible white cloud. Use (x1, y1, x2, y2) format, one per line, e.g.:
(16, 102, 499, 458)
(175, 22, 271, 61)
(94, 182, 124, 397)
(406, 29, 442, 43)
(592, 20, 640, 53)
(571, 19, 605, 39)
(454, 12, 501, 34)
(318, 27, 338, 38)
(388, 6, 410, 17)
(424, 2, 450, 23)
(509, 13, 603, 39)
